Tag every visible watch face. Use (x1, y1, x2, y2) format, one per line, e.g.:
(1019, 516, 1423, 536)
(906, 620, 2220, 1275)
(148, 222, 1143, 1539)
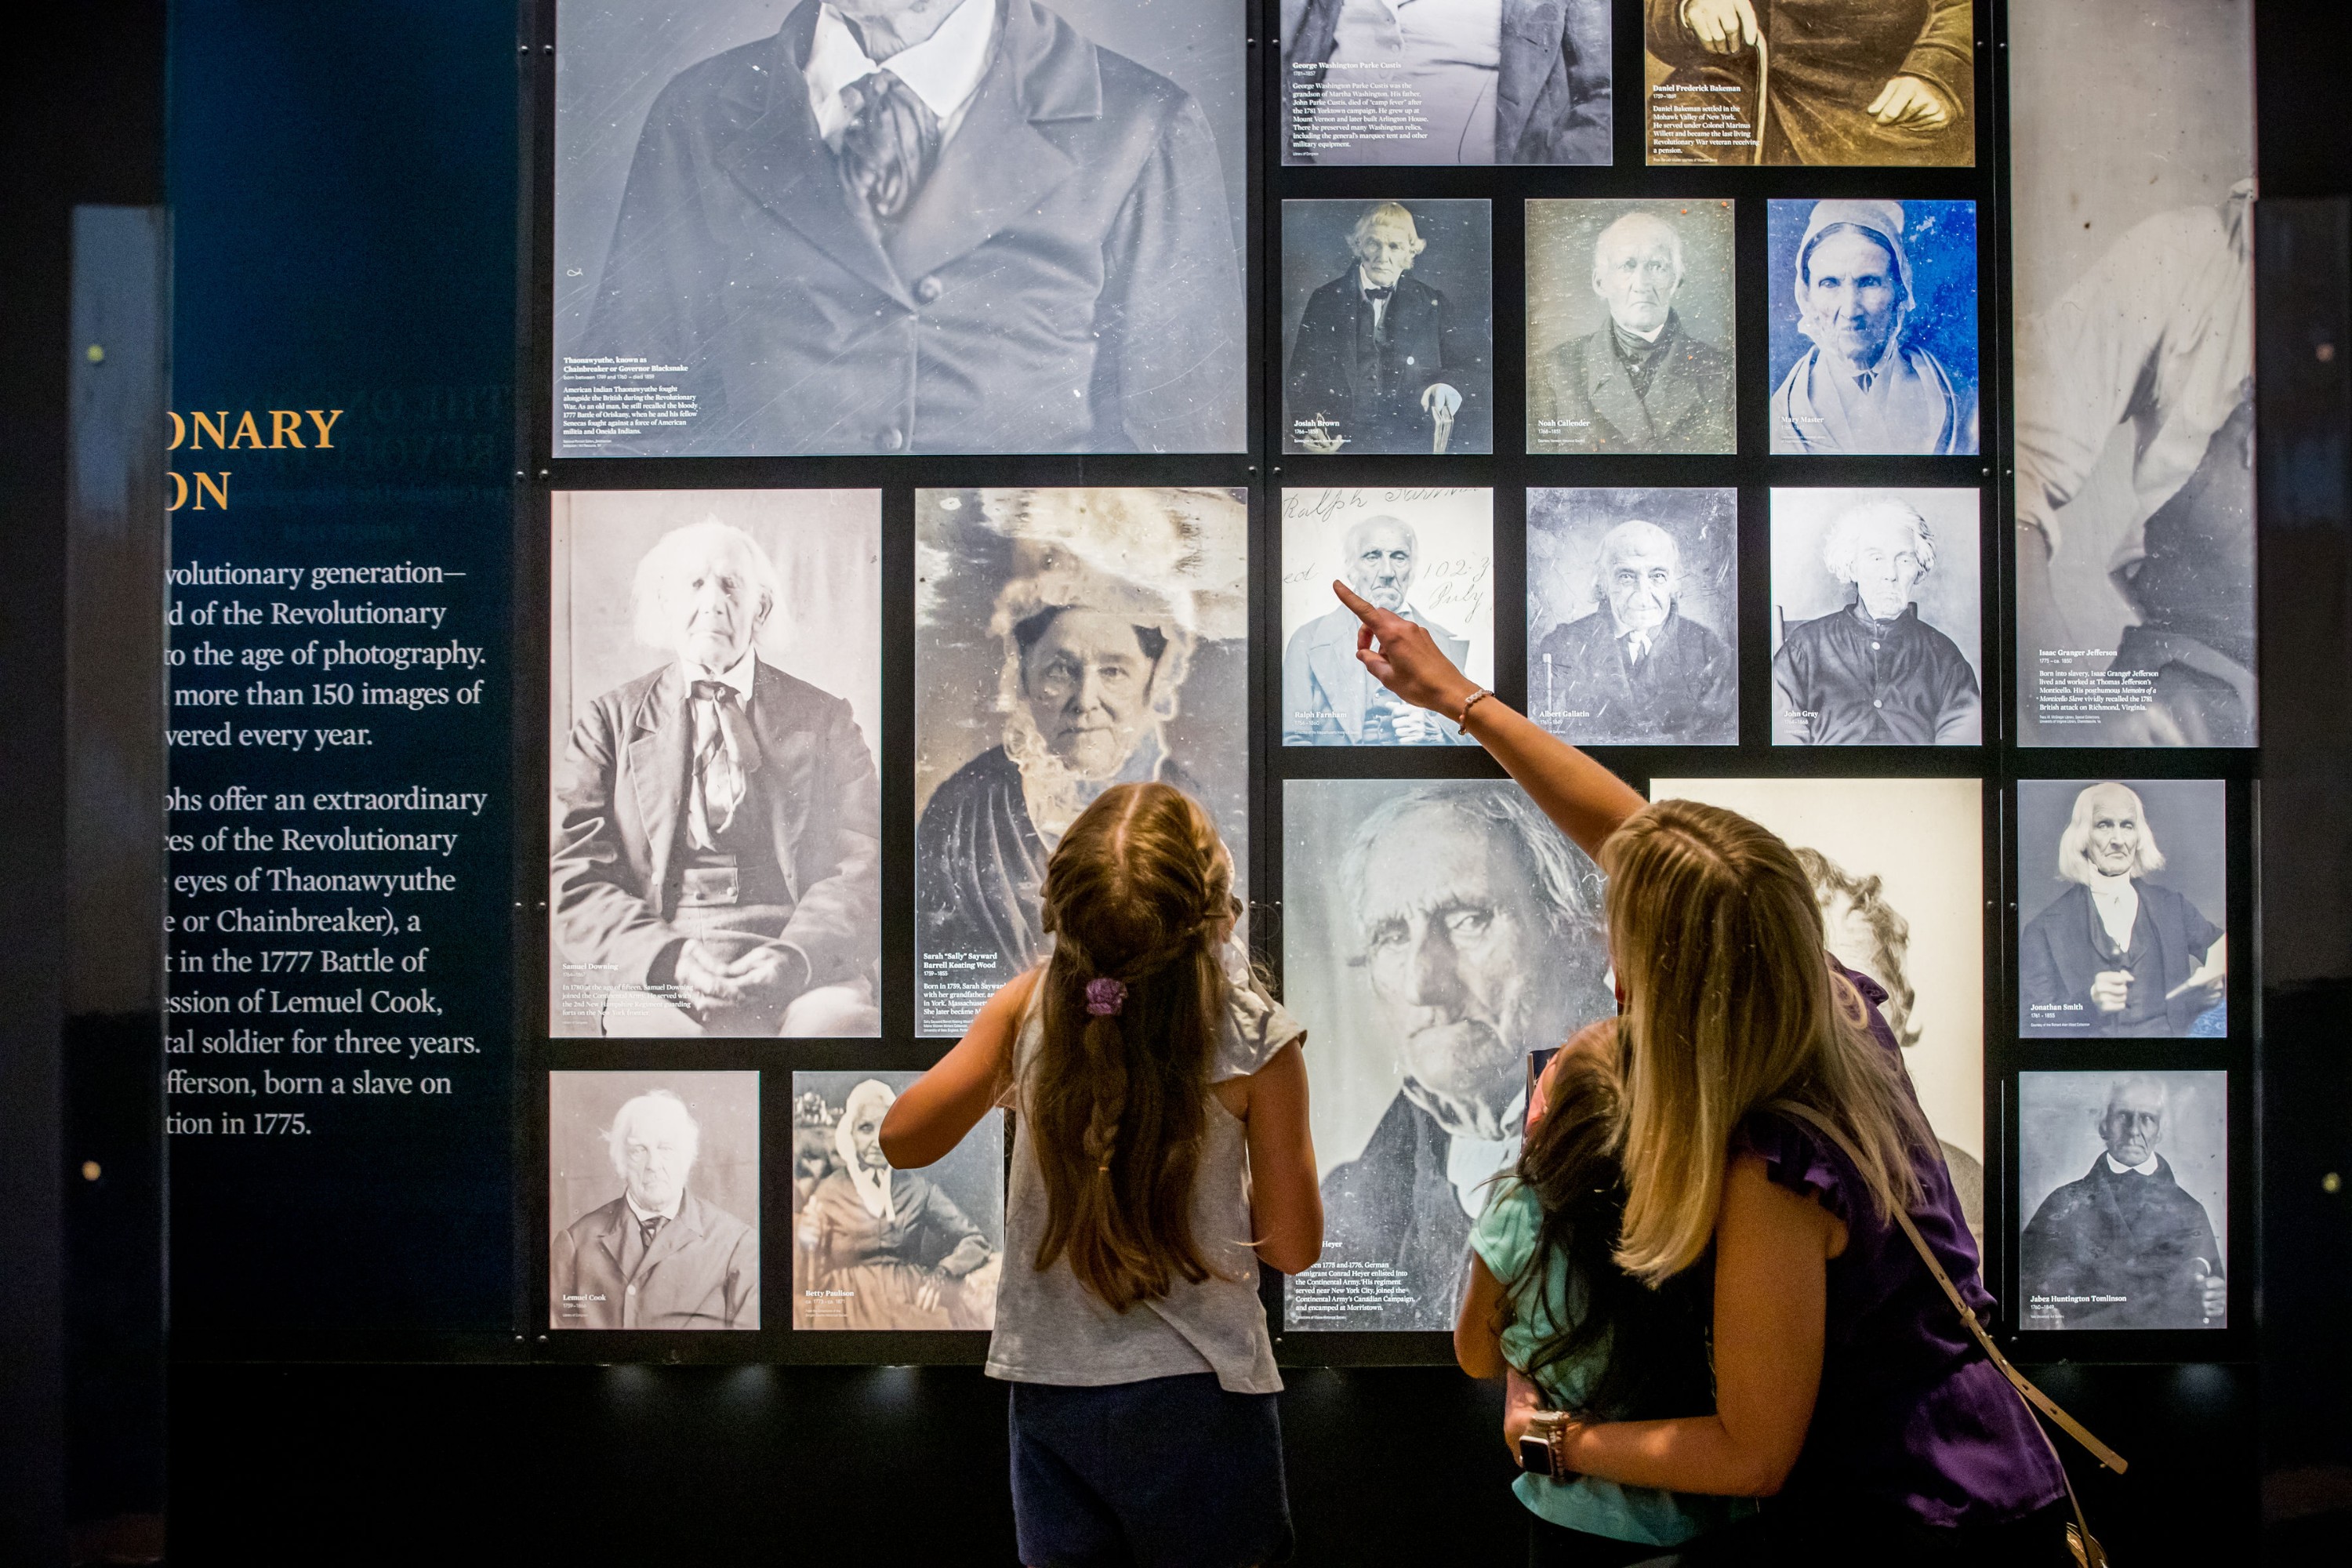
(1517, 1434, 1556, 1477)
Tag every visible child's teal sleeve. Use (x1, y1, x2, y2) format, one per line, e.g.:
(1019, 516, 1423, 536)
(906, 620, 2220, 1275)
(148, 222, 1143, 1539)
(1468, 1178, 1540, 1287)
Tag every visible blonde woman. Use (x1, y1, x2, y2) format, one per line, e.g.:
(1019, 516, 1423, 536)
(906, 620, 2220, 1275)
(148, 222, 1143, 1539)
(1335, 582, 2072, 1563)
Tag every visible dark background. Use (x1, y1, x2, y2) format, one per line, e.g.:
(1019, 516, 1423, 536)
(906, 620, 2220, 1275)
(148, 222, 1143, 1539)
(2, 2, 2348, 1563)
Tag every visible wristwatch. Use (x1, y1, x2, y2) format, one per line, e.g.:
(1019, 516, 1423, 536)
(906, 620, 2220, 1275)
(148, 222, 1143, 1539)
(1516, 1407, 1578, 1479)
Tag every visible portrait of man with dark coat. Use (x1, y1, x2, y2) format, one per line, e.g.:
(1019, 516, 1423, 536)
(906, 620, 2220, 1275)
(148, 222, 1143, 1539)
(2020, 782, 2226, 1038)
(2020, 1074, 2227, 1330)
(1283, 0, 1612, 165)
(1313, 784, 1611, 1330)
(575, 0, 1243, 456)
(553, 520, 880, 1037)
(1530, 210, 1734, 454)
(1284, 201, 1490, 454)
(1531, 517, 1736, 744)
(551, 1089, 760, 1331)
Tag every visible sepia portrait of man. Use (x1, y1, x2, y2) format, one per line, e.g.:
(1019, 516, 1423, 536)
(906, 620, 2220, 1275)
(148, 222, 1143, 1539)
(1532, 516, 1736, 745)
(550, 1087, 760, 1331)
(1769, 199, 1973, 456)
(1646, 0, 1972, 166)
(2020, 1073, 2227, 1330)
(574, 0, 1244, 456)
(1773, 497, 1980, 745)
(2019, 783, 2227, 1038)
(1530, 209, 1733, 453)
(1285, 201, 1485, 454)
(554, 519, 881, 1036)
(1305, 782, 1612, 1330)
(1284, 514, 1472, 746)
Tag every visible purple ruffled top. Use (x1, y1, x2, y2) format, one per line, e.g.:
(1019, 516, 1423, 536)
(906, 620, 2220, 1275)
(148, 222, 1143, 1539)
(1731, 968, 2067, 1529)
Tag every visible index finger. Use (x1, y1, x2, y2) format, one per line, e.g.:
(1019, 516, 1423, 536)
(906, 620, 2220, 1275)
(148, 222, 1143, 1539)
(1332, 579, 1406, 635)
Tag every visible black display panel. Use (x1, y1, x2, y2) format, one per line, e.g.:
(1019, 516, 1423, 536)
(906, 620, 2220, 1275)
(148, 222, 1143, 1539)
(157, 0, 2259, 1374)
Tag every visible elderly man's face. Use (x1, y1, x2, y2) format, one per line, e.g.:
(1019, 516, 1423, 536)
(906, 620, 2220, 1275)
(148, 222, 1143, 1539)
(1345, 523, 1416, 610)
(1604, 539, 1679, 633)
(667, 543, 768, 676)
(1356, 810, 1577, 1136)
(1355, 216, 1421, 289)
(1022, 610, 1163, 778)
(2100, 1082, 2165, 1167)
(1593, 226, 1680, 336)
(848, 1101, 891, 1171)
(1804, 230, 1900, 366)
(1845, 512, 1926, 621)
(618, 1102, 697, 1212)
(2082, 786, 2145, 881)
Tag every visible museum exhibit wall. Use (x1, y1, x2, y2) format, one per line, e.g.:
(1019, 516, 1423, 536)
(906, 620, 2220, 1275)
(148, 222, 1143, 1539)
(157, 0, 2264, 1392)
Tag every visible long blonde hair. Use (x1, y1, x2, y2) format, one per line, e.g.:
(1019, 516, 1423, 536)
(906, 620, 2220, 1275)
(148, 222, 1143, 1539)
(1026, 782, 1231, 1311)
(1603, 800, 1933, 1284)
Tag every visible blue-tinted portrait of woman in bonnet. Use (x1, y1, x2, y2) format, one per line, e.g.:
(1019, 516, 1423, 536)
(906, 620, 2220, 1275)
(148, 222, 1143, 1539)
(1766, 198, 1978, 456)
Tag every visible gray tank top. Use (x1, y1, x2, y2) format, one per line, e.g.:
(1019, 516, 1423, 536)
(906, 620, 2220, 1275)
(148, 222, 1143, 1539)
(985, 939, 1302, 1396)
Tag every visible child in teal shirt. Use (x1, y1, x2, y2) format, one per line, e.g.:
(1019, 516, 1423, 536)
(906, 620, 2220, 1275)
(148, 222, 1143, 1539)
(1457, 1040, 1751, 1563)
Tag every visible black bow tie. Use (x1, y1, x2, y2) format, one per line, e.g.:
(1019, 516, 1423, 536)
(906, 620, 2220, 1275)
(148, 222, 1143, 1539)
(1362, 285, 1393, 301)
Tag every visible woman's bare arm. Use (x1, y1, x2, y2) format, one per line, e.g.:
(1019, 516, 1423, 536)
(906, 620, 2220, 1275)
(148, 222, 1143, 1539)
(880, 970, 1037, 1169)
(1455, 1251, 1510, 1379)
(1504, 1155, 1840, 1495)
(1217, 1040, 1323, 1275)
(1333, 581, 1646, 859)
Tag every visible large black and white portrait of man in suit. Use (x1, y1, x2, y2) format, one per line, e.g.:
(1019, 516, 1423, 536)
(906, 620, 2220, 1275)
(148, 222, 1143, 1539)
(1282, 0, 1613, 165)
(1281, 488, 1494, 747)
(1527, 200, 1736, 454)
(1283, 199, 1494, 455)
(551, 491, 882, 1038)
(915, 488, 1248, 1036)
(554, 0, 1247, 457)
(1526, 488, 1738, 746)
(1284, 780, 1613, 1330)
(550, 1072, 761, 1331)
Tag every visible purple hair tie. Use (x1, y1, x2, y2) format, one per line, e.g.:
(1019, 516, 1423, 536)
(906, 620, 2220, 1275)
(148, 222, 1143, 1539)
(1083, 977, 1127, 1018)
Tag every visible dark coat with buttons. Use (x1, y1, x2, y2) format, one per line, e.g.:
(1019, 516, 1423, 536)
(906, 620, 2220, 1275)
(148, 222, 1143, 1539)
(577, 0, 1244, 456)
(1283, 270, 1486, 453)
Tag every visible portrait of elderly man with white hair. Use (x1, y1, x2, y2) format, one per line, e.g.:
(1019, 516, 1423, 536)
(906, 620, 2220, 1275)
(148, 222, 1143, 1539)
(550, 1084, 760, 1331)
(2020, 1071, 2227, 1330)
(553, 516, 880, 1037)
(916, 488, 1247, 1033)
(1290, 780, 1611, 1330)
(1768, 198, 1974, 455)
(1530, 506, 1737, 745)
(1528, 205, 1734, 454)
(1283, 199, 1490, 454)
(2020, 782, 2227, 1039)
(1772, 494, 1981, 745)
(792, 1074, 1001, 1330)
(1284, 510, 1474, 746)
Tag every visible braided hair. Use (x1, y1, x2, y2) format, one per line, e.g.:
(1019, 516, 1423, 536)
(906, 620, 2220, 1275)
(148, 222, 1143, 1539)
(1026, 782, 1232, 1311)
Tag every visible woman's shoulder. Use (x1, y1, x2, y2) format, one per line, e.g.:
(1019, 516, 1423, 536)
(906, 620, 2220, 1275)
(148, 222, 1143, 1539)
(1732, 1105, 1863, 1225)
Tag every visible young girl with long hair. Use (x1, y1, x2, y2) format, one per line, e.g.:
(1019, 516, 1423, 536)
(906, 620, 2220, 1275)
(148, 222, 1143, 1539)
(882, 782, 1321, 1568)
(1337, 580, 2078, 1565)
(1456, 1046, 1750, 1565)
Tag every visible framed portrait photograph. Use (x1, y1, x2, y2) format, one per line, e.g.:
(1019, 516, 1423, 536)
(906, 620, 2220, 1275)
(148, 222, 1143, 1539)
(914, 487, 1248, 1036)
(1765, 198, 1978, 456)
(2018, 1069, 2230, 1332)
(1526, 198, 1736, 455)
(1282, 487, 1494, 748)
(550, 489, 882, 1040)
